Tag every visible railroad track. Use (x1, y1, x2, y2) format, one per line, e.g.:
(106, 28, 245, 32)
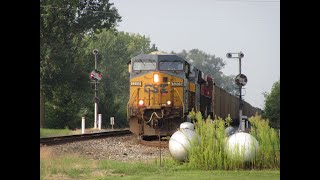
(40, 130, 132, 146)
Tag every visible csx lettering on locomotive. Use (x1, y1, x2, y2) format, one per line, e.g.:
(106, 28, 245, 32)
(144, 84, 168, 93)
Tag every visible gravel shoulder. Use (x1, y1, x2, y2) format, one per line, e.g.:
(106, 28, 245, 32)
(41, 134, 170, 163)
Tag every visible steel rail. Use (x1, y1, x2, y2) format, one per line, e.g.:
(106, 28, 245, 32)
(40, 130, 132, 146)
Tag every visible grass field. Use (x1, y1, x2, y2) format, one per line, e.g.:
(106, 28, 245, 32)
(116, 170, 280, 180)
(40, 114, 279, 179)
(40, 128, 125, 138)
(40, 147, 279, 180)
(40, 128, 74, 138)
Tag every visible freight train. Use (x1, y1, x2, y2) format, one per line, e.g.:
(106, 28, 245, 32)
(127, 51, 261, 138)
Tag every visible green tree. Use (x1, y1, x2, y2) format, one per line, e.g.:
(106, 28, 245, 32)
(40, 0, 121, 128)
(263, 80, 280, 128)
(83, 30, 152, 127)
(176, 49, 238, 95)
(220, 74, 238, 96)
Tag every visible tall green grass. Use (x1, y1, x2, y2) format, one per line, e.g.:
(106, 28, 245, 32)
(249, 115, 280, 169)
(184, 110, 280, 170)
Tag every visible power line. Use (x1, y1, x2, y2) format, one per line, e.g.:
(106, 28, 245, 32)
(40, 5, 116, 14)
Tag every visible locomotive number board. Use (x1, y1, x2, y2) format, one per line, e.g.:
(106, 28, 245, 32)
(131, 81, 142, 86)
(171, 82, 183, 86)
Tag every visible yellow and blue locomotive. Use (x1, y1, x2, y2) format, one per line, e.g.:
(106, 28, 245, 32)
(127, 51, 261, 138)
(127, 51, 214, 137)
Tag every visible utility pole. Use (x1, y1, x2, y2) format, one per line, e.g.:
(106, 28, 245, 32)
(226, 52, 247, 131)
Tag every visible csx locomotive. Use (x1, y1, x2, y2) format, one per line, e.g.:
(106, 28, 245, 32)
(127, 51, 261, 138)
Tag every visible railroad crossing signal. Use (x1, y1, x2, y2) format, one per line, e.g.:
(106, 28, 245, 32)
(90, 70, 103, 81)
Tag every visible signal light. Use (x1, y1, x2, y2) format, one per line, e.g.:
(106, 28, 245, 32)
(154, 74, 159, 83)
(90, 70, 102, 81)
(138, 100, 144, 106)
(239, 52, 244, 58)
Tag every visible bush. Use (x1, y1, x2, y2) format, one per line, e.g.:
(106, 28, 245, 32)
(263, 80, 280, 128)
(185, 110, 280, 170)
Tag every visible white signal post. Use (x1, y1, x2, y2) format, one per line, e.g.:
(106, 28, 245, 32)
(82, 117, 85, 134)
(98, 114, 102, 130)
(110, 117, 114, 130)
(94, 103, 98, 129)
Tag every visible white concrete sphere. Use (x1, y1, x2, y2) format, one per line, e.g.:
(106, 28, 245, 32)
(180, 122, 194, 131)
(226, 132, 259, 162)
(225, 126, 236, 137)
(169, 128, 197, 161)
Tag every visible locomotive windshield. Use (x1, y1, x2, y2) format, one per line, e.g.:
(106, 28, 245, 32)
(159, 61, 184, 71)
(133, 59, 156, 70)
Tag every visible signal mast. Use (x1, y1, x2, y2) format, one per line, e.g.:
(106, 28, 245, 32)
(226, 52, 248, 131)
(90, 49, 102, 128)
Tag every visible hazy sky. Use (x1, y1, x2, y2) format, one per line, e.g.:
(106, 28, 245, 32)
(110, 0, 280, 109)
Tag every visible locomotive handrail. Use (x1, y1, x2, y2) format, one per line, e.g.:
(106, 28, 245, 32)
(174, 88, 185, 118)
(127, 88, 140, 106)
(127, 88, 140, 120)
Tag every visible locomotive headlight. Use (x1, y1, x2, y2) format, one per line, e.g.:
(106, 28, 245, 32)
(154, 74, 159, 83)
(138, 100, 144, 106)
(167, 100, 171, 105)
